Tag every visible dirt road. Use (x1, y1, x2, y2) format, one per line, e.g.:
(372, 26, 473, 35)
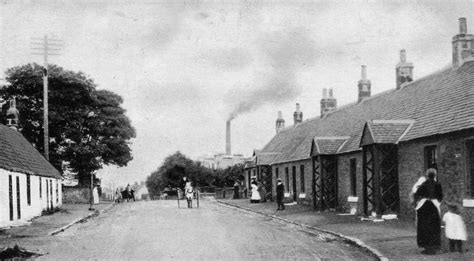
(36, 199, 375, 260)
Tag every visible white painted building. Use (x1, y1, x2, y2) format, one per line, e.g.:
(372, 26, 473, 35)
(0, 106, 62, 227)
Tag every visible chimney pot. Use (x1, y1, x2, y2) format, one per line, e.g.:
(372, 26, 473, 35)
(460, 17, 467, 34)
(295, 103, 300, 112)
(329, 88, 333, 98)
(400, 49, 406, 63)
(322, 88, 328, 98)
(361, 65, 367, 80)
(277, 111, 282, 119)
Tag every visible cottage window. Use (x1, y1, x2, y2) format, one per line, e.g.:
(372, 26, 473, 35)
(466, 140, 474, 196)
(285, 167, 289, 192)
(424, 145, 437, 170)
(275, 168, 279, 179)
(300, 165, 305, 193)
(39, 177, 42, 198)
(27, 174, 31, 206)
(350, 158, 357, 196)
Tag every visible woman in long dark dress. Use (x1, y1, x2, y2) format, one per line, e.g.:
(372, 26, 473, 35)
(414, 168, 443, 255)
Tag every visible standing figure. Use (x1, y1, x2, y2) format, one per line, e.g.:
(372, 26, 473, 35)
(260, 181, 267, 203)
(233, 180, 240, 199)
(185, 181, 193, 208)
(414, 168, 443, 255)
(276, 178, 285, 210)
(180, 177, 188, 199)
(443, 202, 467, 253)
(250, 181, 261, 203)
(115, 188, 122, 203)
(93, 186, 99, 204)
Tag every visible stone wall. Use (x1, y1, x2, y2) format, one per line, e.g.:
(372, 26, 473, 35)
(336, 152, 363, 213)
(63, 186, 91, 204)
(271, 159, 312, 205)
(398, 131, 474, 222)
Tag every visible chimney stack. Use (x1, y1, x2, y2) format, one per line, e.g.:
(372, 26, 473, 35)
(452, 17, 474, 67)
(395, 49, 414, 90)
(293, 103, 303, 125)
(226, 120, 231, 155)
(6, 98, 19, 130)
(276, 111, 285, 133)
(320, 88, 337, 118)
(358, 65, 371, 103)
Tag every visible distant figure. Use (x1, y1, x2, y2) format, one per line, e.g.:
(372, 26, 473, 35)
(233, 180, 240, 199)
(443, 202, 467, 253)
(250, 181, 261, 203)
(180, 177, 188, 199)
(130, 189, 136, 202)
(414, 168, 443, 255)
(115, 188, 122, 203)
(185, 181, 193, 208)
(260, 181, 267, 203)
(93, 186, 99, 204)
(276, 178, 285, 210)
(243, 186, 248, 199)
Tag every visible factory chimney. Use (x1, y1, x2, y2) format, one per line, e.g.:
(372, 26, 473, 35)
(226, 120, 231, 155)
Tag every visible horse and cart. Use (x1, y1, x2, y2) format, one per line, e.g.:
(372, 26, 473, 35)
(115, 189, 135, 203)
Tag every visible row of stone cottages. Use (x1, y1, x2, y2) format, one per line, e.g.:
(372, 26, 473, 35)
(0, 99, 62, 227)
(244, 18, 474, 220)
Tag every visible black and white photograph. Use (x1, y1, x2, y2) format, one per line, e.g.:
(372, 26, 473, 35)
(1, 0, 474, 260)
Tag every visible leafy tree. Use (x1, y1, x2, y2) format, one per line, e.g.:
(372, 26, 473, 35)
(1, 63, 136, 186)
(145, 151, 245, 197)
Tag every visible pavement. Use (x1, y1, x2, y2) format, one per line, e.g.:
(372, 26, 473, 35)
(218, 198, 474, 261)
(0, 202, 114, 240)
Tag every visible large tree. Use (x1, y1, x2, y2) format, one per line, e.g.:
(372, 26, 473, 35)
(1, 63, 136, 186)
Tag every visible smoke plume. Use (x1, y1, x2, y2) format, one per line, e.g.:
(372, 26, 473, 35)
(225, 27, 318, 120)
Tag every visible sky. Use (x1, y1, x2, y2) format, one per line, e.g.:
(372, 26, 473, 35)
(1, 0, 474, 188)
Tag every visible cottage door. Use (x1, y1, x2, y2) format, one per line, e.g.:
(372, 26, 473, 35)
(321, 156, 338, 209)
(9, 175, 13, 221)
(16, 176, 21, 219)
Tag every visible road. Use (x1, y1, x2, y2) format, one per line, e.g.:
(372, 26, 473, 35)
(36, 199, 375, 260)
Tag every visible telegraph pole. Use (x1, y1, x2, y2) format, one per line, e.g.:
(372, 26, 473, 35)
(31, 35, 61, 161)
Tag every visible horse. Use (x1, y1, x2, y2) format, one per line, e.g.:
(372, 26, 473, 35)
(121, 190, 135, 202)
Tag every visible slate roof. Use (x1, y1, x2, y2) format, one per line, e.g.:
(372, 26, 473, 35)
(360, 120, 414, 146)
(0, 125, 61, 178)
(259, 60, 474, 165)
(311, 137, 350, 156)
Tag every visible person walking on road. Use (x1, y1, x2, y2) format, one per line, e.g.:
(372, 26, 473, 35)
(443, 202, 467, 253)
(276, 178, 285, 210)
(414, 168, 443, 255)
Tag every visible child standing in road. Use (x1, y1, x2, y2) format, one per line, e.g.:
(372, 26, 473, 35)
(185, 181, 193, 208)
(443, 202, 467, 252)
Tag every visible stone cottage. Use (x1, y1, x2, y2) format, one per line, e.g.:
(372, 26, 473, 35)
(255, 18, 474, 219)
